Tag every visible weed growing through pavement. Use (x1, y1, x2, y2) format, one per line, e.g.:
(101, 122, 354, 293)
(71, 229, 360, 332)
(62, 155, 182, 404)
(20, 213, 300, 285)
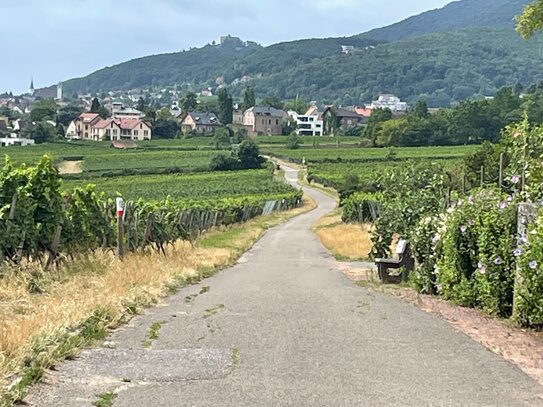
(142, 320, 167, 348)
(92, 391, 118, 407)
(204, 304, 225, 319)
(231, 347, 240, 368)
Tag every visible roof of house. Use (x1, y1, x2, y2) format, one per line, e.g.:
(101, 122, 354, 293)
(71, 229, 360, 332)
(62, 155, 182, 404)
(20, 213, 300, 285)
(169, 108, 183, 118)
(116, 118, 149, 130)
(93, 119, 119, 129)
(185, 112, 221, 126)
(305, 106, 320, 116)
(114, 107, 142, 115)
(79, 113, 100, 123)
(246, 106, 286, 117)
(324, 107, 364, 119)
(354, 107, 373, 117)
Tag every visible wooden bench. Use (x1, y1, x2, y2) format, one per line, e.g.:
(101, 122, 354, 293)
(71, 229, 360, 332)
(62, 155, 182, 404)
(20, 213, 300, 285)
(374, 240, 414, 284)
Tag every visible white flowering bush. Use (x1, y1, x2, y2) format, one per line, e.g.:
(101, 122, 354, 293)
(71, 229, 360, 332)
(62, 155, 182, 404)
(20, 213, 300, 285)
(411, 215, 443, 294)
(515, 212, 543, 328)
(436, 188, 518, 317)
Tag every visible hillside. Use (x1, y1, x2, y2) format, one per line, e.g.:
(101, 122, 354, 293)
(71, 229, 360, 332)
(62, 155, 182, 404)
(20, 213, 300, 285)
(62, 0, 538, 106)
(357, 0, 528, 42)
(239, 28, 543, 106)
(63, 37, 261, 94)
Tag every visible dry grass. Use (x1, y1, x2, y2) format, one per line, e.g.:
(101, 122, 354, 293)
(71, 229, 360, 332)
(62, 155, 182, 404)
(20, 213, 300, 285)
(0, 195, 315, 402)
(57, 160, 82, 174)
(314, 219, 374, 261)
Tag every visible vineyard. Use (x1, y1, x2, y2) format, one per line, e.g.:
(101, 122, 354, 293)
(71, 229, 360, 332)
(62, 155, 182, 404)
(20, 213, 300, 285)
(63, 169, 296, 200)
(264, 144, 474, 190)
(0, 156, 302, 265)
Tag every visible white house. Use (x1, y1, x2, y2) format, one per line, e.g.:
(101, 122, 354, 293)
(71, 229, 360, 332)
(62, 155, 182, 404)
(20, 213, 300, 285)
(0, 137, 35, 147)
(370, 94, 408, 114)
(288, 106, 323, 137)
(112, 106, 144, 119)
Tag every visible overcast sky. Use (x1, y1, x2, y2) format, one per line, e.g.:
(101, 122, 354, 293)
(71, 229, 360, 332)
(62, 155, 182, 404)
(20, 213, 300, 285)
(1, 0, 452, 94)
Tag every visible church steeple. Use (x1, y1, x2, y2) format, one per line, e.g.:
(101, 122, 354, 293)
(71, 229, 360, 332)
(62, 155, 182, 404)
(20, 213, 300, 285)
(29, 77, 35, 96)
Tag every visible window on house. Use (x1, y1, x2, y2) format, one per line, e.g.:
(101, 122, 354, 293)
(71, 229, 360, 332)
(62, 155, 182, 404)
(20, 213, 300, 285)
(134, 130, 139, 136)
(85, 125, 88, 130)
(140, 124, 143, 129)
(113, 129, 117, 135)
(276, 119, 279, 125)
(144, 130, 148, 136)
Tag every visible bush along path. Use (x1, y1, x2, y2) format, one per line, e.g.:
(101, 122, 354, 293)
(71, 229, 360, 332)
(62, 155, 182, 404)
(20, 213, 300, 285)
(26, 165, 543, 406)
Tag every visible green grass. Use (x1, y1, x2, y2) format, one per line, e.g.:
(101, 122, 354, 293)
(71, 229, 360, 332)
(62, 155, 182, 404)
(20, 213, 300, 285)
(92, 391, 118, 407)
(142, 320, 167, 348)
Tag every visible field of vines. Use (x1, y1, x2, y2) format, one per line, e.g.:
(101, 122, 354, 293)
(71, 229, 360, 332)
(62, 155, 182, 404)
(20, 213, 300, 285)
(63, 169, 295, 201)
(265, 145, 476, 162)
(264, 144, 475, 190)
(0, 156, 302, 264)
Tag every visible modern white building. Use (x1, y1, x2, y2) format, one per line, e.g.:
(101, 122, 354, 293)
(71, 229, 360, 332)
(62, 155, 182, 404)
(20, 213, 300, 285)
(288, 107, 324, 137)
(0, 137, 35, 147)
(370, 94, 408, 114)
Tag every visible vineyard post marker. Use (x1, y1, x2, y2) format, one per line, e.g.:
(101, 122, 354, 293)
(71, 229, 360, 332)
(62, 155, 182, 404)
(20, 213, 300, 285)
(116, 197, 124, 258)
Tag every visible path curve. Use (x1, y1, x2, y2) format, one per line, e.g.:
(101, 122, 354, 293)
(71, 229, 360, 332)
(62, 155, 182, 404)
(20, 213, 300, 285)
(28, 166, 543, 406)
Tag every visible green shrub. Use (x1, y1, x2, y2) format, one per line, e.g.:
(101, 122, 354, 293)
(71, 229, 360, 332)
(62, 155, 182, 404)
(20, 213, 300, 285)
(515, 210, 543, 328)
(411, 215, 442, 294)
(436, 188, 517, 316)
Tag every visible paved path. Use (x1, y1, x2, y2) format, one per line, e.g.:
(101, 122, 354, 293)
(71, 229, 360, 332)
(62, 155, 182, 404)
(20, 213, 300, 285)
(28, 166, 543, 406)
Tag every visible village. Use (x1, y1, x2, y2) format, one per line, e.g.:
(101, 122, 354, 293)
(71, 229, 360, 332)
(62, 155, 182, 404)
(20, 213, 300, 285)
(0, 78, 412, 147)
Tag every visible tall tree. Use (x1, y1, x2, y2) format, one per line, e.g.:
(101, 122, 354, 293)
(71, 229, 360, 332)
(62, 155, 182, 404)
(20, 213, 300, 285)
(57, 105, 83, 126)
(28, 122, 55, 144)
(241, 87, 255, 111)
(261, 95, 284, 110)
(181, 92, 198, 112)
(411, 100, 429, 119)
(516, 0, 543, 39)
(284, 96, 309, 114)
(90, 97, 101, 113)
(217, 88, 233, 124)
(136, 97, 148, 111)
(30, 100, 57, 122)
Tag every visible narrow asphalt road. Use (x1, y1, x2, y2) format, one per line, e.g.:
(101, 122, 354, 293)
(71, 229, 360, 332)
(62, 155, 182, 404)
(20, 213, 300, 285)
(28, 166, 543, 406)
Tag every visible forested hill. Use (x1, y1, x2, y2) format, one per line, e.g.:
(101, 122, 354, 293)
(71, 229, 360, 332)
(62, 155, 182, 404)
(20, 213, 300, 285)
(62, 0, 538, 106)
(63, 37, 261, 95)
(356, 0, 528, 42)
(239, 28, 543, 107)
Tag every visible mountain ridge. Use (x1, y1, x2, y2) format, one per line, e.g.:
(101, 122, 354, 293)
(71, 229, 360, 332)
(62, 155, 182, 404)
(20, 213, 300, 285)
(63, 0, 535, 106)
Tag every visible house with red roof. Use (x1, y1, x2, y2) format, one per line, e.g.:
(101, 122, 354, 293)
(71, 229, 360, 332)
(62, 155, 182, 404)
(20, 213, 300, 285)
(66, 113, 101, 139)
(67, 113, 152, 141)
(90, 119, 122, 141)
(116, 118, 152, 141)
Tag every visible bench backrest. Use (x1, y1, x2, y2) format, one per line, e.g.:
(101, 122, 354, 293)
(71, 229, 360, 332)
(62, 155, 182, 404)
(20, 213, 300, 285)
(395, 240, 407, 255)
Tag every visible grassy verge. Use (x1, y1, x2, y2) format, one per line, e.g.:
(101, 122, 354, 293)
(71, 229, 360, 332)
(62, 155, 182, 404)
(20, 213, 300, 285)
(312, 211, 373, 261)
(0, 196, 315, 406)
